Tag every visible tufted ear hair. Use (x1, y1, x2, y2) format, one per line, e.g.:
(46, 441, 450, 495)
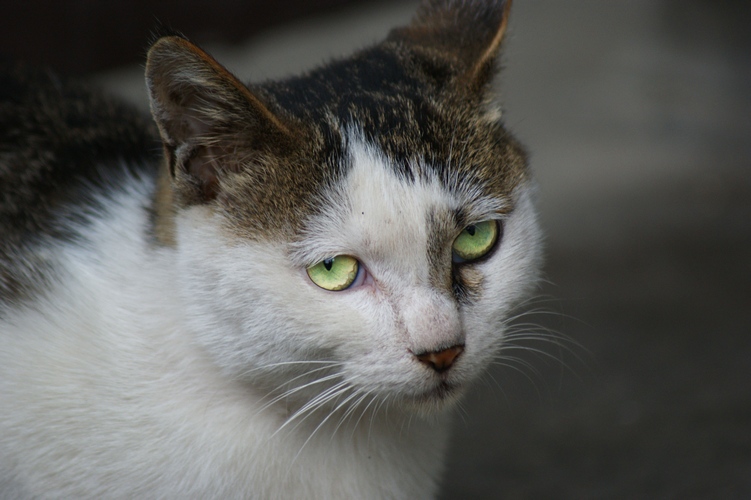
(145, 36, 295, 203)
(388, 0, 512, 93)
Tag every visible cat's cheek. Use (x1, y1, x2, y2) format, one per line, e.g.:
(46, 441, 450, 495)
(173, 214, 338, 371)
(293, 265, 381, 353)
(462, 187, 543, 365)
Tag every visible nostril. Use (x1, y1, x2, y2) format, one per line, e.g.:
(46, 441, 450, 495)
(414, 344, 464, 373)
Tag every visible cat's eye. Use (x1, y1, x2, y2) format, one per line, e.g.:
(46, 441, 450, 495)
(452, 220, 499, 263)
(307, 255, 360, 291)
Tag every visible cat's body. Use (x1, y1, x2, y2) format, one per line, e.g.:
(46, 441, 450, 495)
(0, 0, 541, 497)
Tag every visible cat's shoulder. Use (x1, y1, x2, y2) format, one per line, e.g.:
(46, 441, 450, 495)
(0, 60, 162, 308)
(0, 59, 161, 216)
(0, 59, 163, 229)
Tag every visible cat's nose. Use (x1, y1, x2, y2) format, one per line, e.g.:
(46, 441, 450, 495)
(414, 345, 464, 373)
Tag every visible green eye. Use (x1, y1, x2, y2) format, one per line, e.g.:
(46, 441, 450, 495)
(452, 220, 499, 263)
(307, 256, 360, 291)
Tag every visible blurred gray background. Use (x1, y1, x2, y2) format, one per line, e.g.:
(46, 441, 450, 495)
(6, 0, 750, 497)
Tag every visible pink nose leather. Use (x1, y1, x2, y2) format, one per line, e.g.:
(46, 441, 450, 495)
(415, 345, 464, 373)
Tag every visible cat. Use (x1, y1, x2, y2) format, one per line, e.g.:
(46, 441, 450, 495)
(0, 0, 542, 497)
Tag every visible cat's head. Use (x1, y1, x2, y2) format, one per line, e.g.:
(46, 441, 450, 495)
(145, 0, 541, 415)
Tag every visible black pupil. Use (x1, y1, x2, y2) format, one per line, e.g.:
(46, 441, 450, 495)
(323, 258, 334, 271)
(466, 225, 476, 236)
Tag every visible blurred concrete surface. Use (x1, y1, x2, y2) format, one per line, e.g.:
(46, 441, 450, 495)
(94, 1, 751, 497)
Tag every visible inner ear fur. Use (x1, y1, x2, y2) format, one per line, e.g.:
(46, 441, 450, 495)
(388, 0, 512, 93)
(145, 36, 295, 202)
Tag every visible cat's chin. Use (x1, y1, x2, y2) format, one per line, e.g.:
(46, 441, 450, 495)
(401, 381, 466, 416)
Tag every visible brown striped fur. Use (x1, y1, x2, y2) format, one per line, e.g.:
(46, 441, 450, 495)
(145, 0, 527, 243)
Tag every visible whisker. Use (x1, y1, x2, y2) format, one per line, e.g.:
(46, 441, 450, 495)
(489, 357, 545, 400)
(263, 365, 341, 396)
(496, 344, 580, 377)
(290, 387, 365, 464)
(369, 394, 391, 442)
(502, 323, 590, 370)
(350, 392, 380, 439)
(503, 329, 587, 358)
(274, 381, 350, 438)
(330, 390, 369, 440)
(490, 357, 533, 384)
(491, 354, 544, 383)
(507, 299, 591, 331)
(454, 399, 469, 426)
(254, 371, 343, 417)
(236, 360, 343, 380)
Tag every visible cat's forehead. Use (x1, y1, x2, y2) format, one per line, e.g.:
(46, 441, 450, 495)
(262, 44, 528, 196)
(291, 133, 509, 272)
(222, 44, 529, 242)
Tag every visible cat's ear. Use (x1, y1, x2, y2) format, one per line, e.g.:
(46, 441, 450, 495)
(145, 36, 294, 202)
(388, 0, 512, 93)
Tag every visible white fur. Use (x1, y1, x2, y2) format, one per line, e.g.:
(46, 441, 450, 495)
(0, 137, 541, 498)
